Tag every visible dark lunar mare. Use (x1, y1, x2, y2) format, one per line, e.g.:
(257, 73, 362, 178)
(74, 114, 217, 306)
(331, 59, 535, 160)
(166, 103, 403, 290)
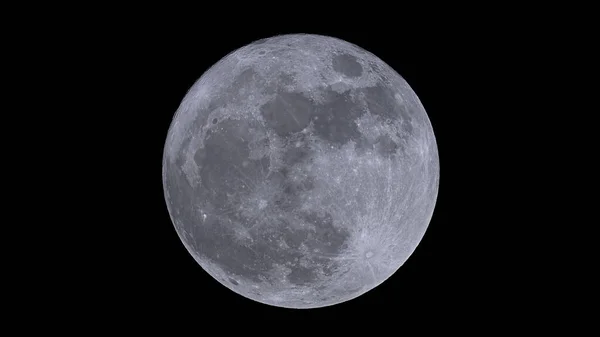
(259, 83, 410, 158)
(166, 113, 353, 287)
(165, 78, 417, 292)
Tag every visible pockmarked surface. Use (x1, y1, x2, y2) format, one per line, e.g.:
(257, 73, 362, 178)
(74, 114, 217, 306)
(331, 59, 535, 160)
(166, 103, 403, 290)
(163, 34, 439, 309)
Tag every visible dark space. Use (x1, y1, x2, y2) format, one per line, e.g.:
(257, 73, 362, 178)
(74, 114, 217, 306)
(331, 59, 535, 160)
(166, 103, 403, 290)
(70, 22, 521, 326)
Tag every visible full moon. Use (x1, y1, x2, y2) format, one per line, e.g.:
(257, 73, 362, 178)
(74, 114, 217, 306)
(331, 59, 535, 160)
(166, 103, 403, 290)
(162, 34, 439, 309)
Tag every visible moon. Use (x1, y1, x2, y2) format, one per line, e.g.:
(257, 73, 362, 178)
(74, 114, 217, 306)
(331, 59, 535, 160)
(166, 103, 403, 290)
(162, 34, 439, 309)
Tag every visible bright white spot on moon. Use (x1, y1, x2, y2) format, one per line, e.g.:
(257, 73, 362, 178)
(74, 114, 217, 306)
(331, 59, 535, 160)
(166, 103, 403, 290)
(258, 199, 267, 209)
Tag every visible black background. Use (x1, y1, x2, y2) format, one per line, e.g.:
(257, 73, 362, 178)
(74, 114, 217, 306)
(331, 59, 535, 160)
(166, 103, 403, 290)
(9, 7, 590, 330)
(66, 21, 531, 325)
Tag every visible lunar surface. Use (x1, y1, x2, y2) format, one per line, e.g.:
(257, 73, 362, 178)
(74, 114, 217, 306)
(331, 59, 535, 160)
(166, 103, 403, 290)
(162, 34, 439, 309)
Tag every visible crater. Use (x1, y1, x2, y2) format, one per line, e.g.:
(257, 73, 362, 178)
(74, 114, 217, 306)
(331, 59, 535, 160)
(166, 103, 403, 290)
(332, 53, 363, 78)
(229, 278, 239, 285)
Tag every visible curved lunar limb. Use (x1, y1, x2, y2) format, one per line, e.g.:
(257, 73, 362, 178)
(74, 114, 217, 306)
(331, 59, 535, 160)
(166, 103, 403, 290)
(162, 34, 439, 309)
